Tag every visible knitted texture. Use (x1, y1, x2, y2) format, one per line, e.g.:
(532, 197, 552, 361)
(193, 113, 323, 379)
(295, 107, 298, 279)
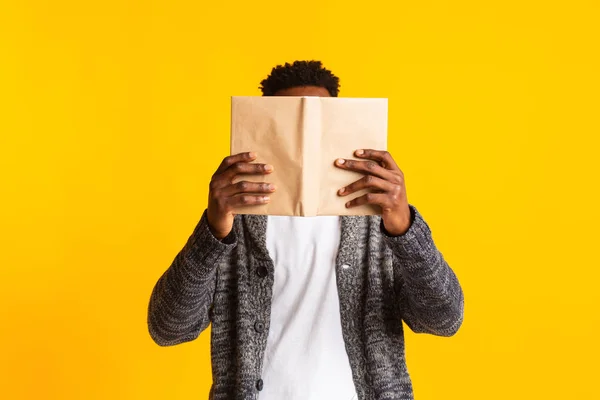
(148, 205, 464, 399)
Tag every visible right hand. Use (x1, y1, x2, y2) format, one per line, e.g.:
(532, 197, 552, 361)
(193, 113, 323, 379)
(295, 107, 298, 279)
(207, 152, 275, 239)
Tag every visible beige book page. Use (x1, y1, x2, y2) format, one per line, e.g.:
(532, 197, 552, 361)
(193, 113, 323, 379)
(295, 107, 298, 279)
(317, 97, 388, 215)
(230, 96, 303, 215)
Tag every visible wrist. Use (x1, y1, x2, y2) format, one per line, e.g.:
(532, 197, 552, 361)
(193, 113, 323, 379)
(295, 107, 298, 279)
(382, 206, 414, 236)
(206, 211, 233, 240)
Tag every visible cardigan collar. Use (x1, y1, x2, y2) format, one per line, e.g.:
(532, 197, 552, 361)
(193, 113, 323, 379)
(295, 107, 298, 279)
(241, 214, 366, 266)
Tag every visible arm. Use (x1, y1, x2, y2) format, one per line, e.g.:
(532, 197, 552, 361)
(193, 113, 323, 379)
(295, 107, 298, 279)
(334, 149, 463, 337)
(147, 210, 237, 346)
(382, 205, 464, 337)
(148, 152, 274, 346)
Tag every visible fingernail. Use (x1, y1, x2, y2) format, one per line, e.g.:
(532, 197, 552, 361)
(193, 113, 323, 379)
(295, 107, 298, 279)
(336, 158, 346, 165)
(338, 188, 346, 195)
(356, 149, 364, 156)
(268, 184, 275, 191)
(248, 152, 257, 158)
(263, 196, 270, 202)
(264, 164, 273, 171)
(345, 201, 351, 208)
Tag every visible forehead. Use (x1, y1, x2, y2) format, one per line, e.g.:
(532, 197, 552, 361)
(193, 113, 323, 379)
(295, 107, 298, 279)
(273, 86, 331, 97)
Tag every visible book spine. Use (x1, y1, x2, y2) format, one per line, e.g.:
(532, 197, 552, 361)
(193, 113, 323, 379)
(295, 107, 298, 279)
(301, 97, 321, 217)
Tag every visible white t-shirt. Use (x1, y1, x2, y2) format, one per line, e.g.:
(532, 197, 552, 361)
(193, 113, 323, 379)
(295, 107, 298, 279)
(260, 215, 357, 400)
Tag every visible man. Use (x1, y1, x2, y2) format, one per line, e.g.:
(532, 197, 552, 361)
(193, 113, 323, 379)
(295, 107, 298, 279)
(148, 60, 464, 400)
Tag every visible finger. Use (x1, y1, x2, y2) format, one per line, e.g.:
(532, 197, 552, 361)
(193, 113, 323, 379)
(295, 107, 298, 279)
(228, 194, 271, 208)
(221, 162, 274, 181)
(354, 149, 399, 171)
(345, 193, 390, 209)
(338, 175, 394, 196)
(216, 152, 257, 174)
(335, 158, 397, 181)
(221, 181, 276, 197)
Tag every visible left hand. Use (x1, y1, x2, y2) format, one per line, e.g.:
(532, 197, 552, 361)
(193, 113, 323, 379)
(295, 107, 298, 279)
(335, 149, 411, 236)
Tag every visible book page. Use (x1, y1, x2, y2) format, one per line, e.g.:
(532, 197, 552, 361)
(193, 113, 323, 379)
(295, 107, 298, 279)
(317, 98, 388, 215)
(230, 96, 304, 215)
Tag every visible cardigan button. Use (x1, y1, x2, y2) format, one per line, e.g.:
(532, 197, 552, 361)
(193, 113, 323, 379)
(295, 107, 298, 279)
(256, 379, 264, 391)
(254, 321, 265, 333)
(256, 266, 268, 278)
(341, 264, 351, 270)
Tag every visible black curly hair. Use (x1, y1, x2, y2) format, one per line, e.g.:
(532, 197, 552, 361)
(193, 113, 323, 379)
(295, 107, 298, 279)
(259, 60, 340, 97)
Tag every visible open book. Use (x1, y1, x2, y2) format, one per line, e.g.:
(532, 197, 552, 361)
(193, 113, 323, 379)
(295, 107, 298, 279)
(230, 96, 388, 216)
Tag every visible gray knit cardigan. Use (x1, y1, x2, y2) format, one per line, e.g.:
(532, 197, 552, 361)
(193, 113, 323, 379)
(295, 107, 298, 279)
(148, 204, 464, 399)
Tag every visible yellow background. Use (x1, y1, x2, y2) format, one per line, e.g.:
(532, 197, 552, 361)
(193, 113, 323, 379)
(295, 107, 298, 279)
(1, 0, 599, 399)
